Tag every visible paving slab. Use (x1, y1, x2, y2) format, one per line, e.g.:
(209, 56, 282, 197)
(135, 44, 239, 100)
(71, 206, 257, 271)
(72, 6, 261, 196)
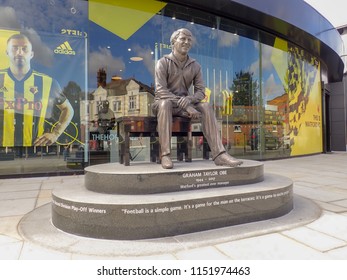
(281, 227, 346, 252)
(215, 233, 330, 260)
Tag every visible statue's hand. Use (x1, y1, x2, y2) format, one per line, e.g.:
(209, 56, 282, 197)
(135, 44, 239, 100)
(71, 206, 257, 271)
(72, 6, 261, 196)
(186, 106, 201, 119)
(177, 96, 192, 109)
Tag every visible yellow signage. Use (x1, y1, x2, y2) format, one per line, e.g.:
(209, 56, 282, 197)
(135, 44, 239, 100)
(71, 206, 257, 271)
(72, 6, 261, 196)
(89, 0, 167, 40)
(271, 37, 288, 86)
(54, 41, 76, 55)
(221, 90, 233, 115)
(271, 37, 322, 155)
(202, 87, 211, 103)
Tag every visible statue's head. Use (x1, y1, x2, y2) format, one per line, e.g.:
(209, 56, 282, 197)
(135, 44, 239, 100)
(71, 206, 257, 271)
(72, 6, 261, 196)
(170, 28, 193, 45)
(170, 28, 194, 55)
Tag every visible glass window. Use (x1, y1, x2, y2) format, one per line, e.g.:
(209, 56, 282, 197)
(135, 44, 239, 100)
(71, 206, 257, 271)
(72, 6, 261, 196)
(0, 0, 88, 176)
(0, 0, 323, 176)
(113, 100, 121, 112)
(129, 96, 136, 111)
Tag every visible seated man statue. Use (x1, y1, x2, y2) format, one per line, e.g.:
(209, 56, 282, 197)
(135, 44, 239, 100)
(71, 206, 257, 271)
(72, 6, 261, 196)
(152, 28, 243, 169)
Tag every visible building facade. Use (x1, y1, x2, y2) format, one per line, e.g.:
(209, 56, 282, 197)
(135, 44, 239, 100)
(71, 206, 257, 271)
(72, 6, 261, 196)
(0, 0, 344, 177)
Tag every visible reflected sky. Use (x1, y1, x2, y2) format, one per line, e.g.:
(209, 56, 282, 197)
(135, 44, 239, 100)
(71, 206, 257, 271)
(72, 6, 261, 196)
(0, 0, 305, 104)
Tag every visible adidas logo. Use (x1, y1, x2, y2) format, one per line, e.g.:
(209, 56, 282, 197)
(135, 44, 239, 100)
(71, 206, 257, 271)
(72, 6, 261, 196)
(54, 41, 76, 55)
(0, 86, 8, 93)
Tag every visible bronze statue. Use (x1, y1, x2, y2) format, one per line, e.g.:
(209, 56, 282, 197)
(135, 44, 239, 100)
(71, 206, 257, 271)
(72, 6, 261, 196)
(152, 28, 243, 169)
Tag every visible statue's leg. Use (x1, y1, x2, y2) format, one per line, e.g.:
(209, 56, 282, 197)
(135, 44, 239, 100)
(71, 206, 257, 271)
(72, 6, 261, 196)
(196, 102, 242, 167)
(155, 100, 174, 168)
(195, 102, 225, 159)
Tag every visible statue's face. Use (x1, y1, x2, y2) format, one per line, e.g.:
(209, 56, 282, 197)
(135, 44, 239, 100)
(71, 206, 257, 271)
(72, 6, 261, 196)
(173, 32, 192, 56)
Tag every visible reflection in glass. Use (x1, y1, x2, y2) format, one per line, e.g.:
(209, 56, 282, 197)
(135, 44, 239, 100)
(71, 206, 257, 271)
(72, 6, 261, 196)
(0, 0, 323, 176)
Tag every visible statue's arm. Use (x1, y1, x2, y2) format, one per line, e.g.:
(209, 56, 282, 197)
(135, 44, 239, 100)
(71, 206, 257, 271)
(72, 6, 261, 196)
(155, 58, 179, 100)
(192, 66, 206, 103)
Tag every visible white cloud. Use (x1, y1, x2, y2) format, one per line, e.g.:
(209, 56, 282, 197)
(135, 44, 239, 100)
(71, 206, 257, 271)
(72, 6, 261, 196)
(264, 74, 284, 101)
(25, 28, 54, 67)
(0, 6, 20, 29)
(132, 44, 155, 78)
(218, 30, 240, 47)
(249, 43, 274, 75)
(88, 47, 125, 78)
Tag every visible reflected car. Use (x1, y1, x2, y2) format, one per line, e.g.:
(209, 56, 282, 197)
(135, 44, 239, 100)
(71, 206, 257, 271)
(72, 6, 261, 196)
(249, 128, 279, 150)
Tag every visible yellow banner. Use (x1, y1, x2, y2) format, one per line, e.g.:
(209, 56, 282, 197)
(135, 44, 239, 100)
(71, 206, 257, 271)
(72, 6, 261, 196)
(202, 87, 211, 103)
(89, 0, 166, 40)
(289, 68, 322, 155)
(221, 90, 233, 115)
(271, 37, 322, 155)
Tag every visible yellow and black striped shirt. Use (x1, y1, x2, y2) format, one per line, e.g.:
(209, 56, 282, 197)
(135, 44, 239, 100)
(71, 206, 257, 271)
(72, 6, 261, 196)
(0, 68, 66, 147)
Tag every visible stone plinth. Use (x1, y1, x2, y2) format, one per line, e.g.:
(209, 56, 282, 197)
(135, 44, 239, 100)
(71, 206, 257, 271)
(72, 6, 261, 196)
(84, 160, 264, 194)
(51, 160, 293, 240)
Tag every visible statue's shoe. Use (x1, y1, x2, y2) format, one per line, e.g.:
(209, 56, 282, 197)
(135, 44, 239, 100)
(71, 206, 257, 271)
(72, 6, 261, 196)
(214, 153, 243, 167)
(161, 155, 173, 169)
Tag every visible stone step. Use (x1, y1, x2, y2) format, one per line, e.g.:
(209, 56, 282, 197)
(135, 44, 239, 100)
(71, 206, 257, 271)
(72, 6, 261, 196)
(52, 173, 293, 240)
(84, 159, 264, 194)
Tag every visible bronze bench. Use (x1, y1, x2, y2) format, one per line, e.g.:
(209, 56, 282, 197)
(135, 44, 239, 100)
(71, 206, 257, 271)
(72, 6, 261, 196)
(116, 116, 209, 166)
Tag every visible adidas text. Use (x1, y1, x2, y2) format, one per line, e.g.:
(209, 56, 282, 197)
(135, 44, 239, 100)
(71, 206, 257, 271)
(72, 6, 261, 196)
(54, 49, 76, 55)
